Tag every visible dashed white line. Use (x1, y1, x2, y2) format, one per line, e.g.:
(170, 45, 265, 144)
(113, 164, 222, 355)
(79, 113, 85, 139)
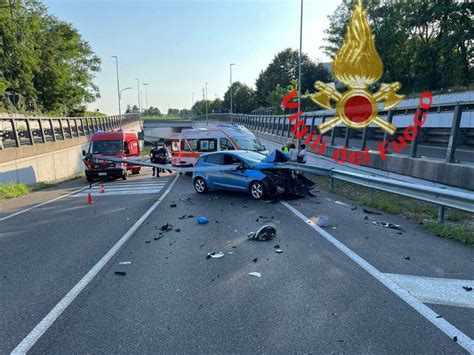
(11, 174, 179, 354)
(282, 201, 474, 353)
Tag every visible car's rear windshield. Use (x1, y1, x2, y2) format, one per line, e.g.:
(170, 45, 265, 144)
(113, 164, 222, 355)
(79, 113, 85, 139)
(91, 140, 122, 154)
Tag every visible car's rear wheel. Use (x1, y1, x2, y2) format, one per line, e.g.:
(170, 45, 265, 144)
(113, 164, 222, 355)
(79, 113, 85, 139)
(250, 181, 266, 200)
(194, 177, 208, 194)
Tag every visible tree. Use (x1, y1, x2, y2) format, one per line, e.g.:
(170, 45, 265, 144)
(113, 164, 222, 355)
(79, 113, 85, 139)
(167, 108, 179, 116)
(0, 0, 101, 114)
(223, 81, 257, 114)
(321, 0, 473, 94)
(144, 106, 161, 116)
(255, 48, 330, 108)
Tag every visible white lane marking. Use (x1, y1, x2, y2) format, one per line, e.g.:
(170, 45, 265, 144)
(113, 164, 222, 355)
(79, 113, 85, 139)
(73, 180, 168, 197)
(75, 189, 166, 197)
(281, 201, 474, 353)
(11, 174, 179, 354)
(0, 182, 99, 222)
(385, 273, 474, 309)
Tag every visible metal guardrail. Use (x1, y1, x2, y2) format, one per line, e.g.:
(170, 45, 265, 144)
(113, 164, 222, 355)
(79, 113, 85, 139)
(196, 100, 474, 163)
(0, 113, 141, 150)
(285, 163, 474, 222)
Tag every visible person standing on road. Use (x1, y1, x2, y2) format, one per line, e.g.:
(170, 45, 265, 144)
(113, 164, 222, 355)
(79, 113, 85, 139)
(281, 141, 292, 154)
(157, 143, 173, 175)
(297, 144, 307, 164)
(149, 143, 160, 177)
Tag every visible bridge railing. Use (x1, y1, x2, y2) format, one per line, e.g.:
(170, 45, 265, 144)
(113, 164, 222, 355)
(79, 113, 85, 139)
(0, 113, 140, 150)
(196, 100, 474, 164)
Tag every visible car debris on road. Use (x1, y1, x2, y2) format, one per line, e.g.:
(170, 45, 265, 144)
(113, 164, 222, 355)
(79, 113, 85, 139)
(248, 272, 262, 278)
(207, 251, 224, 259)
(372, 221, 401, 229)
(247, 225, 276, 241)
(363, 208, 382, 215)
(197, 216, 209, 225)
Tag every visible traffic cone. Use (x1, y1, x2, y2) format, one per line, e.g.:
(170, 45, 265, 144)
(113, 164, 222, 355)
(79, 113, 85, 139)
(86, 193, 94, 204)
(99, 183, 105, 194)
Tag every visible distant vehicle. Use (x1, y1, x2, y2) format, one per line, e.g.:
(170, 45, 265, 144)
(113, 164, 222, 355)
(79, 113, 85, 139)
(170, 124, 268, 167)
(82, 131, 141, 183)
(192, 150, 314, 200)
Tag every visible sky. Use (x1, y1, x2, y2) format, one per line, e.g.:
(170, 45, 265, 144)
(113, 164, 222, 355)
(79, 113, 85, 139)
(44, 0, 341, 115)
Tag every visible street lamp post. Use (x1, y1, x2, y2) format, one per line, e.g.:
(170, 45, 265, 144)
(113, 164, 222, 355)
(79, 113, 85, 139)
(136, 78, 141, 114)
(142, 83, 149, 115)
(192, 92, 195, 120)
(112, 56, 121, 116)
(140, 90, 144, 113)
(297, 0, 303, 149)
(205, 82, 208, 127)
(118, 87, 132, 127)
(230, 63, 235, 123)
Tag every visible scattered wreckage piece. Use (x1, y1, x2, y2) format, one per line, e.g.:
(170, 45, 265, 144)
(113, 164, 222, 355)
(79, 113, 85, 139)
(207, 251, 224, 259)
(161, 223, 174, 231)
(372, 221, 402, 229)
(248, 272, 262, 278)
(248, 225, 276, 241)
(363, 208, 383, 215)
(197, 217, 209, 225)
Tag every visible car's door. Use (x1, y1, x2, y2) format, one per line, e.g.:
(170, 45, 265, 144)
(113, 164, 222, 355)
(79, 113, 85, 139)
(200, 153, 223, 188)
(214, 154, 250, 191)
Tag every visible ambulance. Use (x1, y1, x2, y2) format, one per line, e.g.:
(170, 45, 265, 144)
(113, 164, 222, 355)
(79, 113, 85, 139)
(170, 124, 268, 167)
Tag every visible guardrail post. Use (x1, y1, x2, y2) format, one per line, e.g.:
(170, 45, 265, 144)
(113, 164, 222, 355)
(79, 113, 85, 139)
(49, 119, 56, 141)
(74, 119, 80, 137)
(445, 103, 462, 163)
(38, 119, 46, 143)
(330, 126, 336, 146)
(11, 119, 20, 147)
(25, 118, 34, 145)
(80, 118, 86, 136)
(361, 127, 368, 151)
(368, 189, 375, 200)
(58, 119, 66, 140)
(382, 111, 394, 153)
(309, 116, 315, 136)
(344, 127, 351, 148)
(437, 206, 445, 224)
(66, 119, 73, 138)
(329, 178, 335, 190)
(409, 121, 420, 158)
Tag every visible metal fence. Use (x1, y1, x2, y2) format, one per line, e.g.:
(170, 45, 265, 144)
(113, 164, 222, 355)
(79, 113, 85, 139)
(0, 114, 140, 150)
(196, 100, 474, 163)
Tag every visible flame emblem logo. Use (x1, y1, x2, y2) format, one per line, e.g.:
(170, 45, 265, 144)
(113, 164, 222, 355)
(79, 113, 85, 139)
(307, 0, 404, 135)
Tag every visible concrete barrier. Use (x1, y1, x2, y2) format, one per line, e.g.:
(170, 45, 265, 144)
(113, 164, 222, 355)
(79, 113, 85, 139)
(0, 121, 142, 184)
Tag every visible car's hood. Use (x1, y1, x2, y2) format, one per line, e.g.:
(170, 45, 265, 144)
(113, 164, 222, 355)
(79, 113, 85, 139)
(260, 149, 291, 163)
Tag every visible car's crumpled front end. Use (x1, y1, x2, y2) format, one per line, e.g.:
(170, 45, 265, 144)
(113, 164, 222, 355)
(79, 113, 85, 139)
(261, 168, 315, 197)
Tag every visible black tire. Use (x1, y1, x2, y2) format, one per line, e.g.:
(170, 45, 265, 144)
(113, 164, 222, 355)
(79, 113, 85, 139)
(249, 181, 266, 200)
(194, 177, 208, 194)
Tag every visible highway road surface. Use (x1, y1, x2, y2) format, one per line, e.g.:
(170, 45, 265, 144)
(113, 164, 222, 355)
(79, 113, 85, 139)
(1, 170, 473, 353)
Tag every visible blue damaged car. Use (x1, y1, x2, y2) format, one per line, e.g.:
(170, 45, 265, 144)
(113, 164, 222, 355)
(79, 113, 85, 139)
(192, 150, 315, 200)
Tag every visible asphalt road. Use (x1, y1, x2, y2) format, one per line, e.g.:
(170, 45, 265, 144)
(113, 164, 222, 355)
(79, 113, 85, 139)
(1, 170, 473, 353)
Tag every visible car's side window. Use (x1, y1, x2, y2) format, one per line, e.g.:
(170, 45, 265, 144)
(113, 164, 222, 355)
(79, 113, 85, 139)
(220, 138, 234, 151)
(203, 154, 222, 165)
(223, 154, 241, 165)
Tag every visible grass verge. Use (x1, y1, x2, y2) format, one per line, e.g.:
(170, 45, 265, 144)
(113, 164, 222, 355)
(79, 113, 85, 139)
(311, 175, 474, 245)
(0, 173, 85, 201)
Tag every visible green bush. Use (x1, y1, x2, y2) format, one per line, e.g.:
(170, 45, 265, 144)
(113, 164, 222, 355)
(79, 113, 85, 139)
(0, 182, 30, 200)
